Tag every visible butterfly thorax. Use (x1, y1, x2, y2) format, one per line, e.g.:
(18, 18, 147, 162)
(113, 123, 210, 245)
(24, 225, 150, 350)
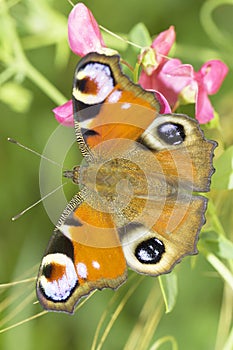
(79, 158, 146, 200)
(77, 156, 177, 207)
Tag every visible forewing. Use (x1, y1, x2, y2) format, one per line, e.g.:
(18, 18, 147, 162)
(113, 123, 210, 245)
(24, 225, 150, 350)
(72, 52, 160, 159)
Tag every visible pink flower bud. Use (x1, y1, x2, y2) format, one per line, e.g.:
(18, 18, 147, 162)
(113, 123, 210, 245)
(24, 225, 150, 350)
(53, 100, 74, 126)
(68, 3, 106, 56)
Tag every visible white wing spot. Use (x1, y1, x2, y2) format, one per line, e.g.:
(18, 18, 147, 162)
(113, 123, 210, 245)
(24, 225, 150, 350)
(121, 102, 131, 109)
(92, 260, 100, 269)
(74, 63, 114, 104)
(39, 253, 77, 301)
(107, 90, 122, 103)
(77, 262, 88, 279)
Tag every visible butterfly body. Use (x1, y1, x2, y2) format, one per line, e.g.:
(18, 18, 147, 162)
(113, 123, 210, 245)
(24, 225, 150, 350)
(37, 52, 216, 313)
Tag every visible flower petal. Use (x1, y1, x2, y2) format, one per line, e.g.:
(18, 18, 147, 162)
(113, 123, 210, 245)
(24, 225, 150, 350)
(195, 84, 214, 123)
(139, 69, 155, 90)
(139, 68, 179, 106)
(198, 60, 228, 95)
(153, 90, 171, 114)
(161, 59, 193, 80)
(139, 59, 194, 106)
(68, 3, 105, 56)
(53, 100, 74, 126)
(151, 26, 176, 63)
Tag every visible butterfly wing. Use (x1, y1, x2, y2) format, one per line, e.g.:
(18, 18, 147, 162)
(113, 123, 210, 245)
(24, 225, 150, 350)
(37, 53, 216, 313)
(118, 196, 207, 275)
(70, 54, 216, 280)
(139, 114, 216, 191)
(72, 53, 215, 189)
(115, 114, 216, 275)
(37, 193, 127, 313)
(72, 52, 160, 160)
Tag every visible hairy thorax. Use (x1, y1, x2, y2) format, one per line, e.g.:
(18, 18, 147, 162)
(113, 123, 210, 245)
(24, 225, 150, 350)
(79, 157, 177, 205)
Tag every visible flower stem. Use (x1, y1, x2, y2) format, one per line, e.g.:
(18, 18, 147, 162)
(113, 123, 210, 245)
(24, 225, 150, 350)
(208, 200, 226, 237)
(1, 0, 67, 106)
(200, 0, 233, 62)
(24, 61, 67, 105)
(200, 247, 233, 292)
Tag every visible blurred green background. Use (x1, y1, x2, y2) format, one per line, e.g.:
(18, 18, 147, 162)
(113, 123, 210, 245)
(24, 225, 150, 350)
(1, 0, 233, 349)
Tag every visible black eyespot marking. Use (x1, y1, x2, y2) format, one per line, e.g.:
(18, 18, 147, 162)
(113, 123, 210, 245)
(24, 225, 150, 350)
(81, 128, 99, 143)
(42, 263, 52, 279)
(135, 238, 165, 264)
(45, 231, 74, 261)
(74, 101, 102, 121)
(76, 76, 98, 95)
(65, 213, 83, 227)
(76, 78, 88, 92)
(157, 122, 185, 145)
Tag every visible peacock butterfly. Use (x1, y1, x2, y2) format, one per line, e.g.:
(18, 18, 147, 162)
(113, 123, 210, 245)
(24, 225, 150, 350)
(37, 53, 216, 313)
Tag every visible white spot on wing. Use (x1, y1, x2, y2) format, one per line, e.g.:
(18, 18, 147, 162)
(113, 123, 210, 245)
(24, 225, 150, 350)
(73, 62, 114, 104)
(107, 90, 122, 103)
(121, 102, 131, 109)
(39, 253, 77, 301)
(77, 262, 88, 279)
(92, 260, 100, 269)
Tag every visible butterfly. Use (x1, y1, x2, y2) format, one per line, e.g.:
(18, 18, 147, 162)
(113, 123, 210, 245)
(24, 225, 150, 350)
(37, 52, 216, 313)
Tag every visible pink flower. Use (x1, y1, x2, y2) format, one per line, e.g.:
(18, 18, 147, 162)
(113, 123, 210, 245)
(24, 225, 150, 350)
(140, 59, 228, 123)
(151, 26, 175, 64)
(68, 3, 106, 56)
(53, 100, 73, 126)
(53, 3, 120, 127)
(53, 4, 172, 127)
(140, 58, 193, 106)
(154, 91, 171, 114)
(54, 5, 228, 127)
(54, 3, 106, 127)
(194, 60, 228, 123)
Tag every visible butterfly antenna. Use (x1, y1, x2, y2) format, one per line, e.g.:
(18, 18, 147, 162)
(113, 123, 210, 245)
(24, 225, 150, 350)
(11, 182, 67, 221)
(67, 0, 75, 6)
(7, 138, 62, 168)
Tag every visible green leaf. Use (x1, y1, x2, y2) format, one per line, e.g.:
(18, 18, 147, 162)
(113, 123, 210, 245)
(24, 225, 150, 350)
(206, 110, 220, 129)
(211, 145, 233, 190)
(158, 272, 178, 313)
(0, 82, 33, 113)
(201, 231, 233, 259)
(129, 22, 152, 48)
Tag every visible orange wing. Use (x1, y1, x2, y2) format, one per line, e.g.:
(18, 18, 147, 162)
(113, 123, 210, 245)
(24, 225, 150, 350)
(37, 194, 127, 313)
(118, 194, 207, 276)
(72, 53, 160, 157)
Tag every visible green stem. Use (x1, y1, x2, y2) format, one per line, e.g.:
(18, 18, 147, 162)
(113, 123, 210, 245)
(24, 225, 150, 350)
(1, 0, 26, 63)
(133, 62, 140, 83)
(223, 325, 233, 350)
(208, 199, 226, 236)
(24, 60, 67, 105)
(0, 66, 16, 85)
(150, 336, 178, 350)
(1, 0, 67, 105)
(200, 0, 233, 57)
(200, 247, 233, 292)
